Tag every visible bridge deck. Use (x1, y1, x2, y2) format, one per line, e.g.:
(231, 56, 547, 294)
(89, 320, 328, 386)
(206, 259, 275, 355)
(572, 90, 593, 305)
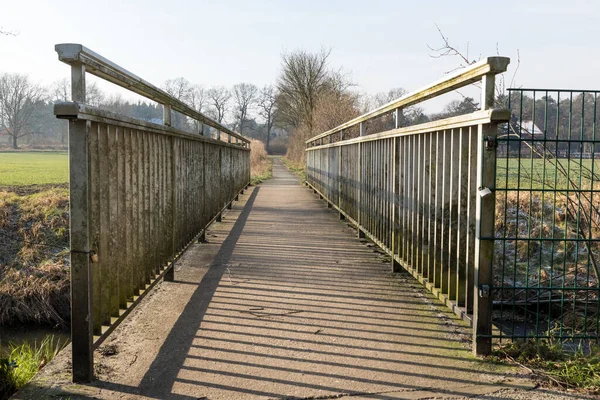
(18, 159, 535, 400)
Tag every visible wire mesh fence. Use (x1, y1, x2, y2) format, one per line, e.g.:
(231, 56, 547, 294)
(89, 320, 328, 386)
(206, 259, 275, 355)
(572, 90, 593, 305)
(492, 88, 600, 342)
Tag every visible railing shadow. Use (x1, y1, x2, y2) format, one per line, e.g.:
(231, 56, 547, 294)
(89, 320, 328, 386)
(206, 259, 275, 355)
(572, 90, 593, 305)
(31, 161, 547, 399)
(134, 186, 261, 398)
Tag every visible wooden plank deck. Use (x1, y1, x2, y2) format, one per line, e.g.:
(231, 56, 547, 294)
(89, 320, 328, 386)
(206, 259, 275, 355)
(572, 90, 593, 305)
(16, 159, 537, 400)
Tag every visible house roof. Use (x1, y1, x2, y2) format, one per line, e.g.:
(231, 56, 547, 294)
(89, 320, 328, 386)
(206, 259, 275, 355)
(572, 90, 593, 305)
(518, 120, 544, 136)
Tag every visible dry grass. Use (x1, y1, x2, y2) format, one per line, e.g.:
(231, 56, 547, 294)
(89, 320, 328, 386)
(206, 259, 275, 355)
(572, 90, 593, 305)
(250, 140, 272, 185)
(494, 190, 600, 336)
(0, 187, 70, 327)
(286, 91, 361, 164)
(282, 157, 306, 182)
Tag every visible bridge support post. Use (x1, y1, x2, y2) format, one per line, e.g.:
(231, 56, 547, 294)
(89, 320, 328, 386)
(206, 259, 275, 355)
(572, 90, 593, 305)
(391, 136, 399, 273)
(227, 202, 232, 210)
(472, 72, 497, 357)
(69, 61, 94, 383)
(165, 262, 175, 282)
(198, 231, 206, 243)
(327, 202, 332, 208)
(358, 229, 366, 239)
(167, 135, 176, 283)
(391, 258, 401, 273)
(339, 213, 345, 221)
(216, 213, 222, 222)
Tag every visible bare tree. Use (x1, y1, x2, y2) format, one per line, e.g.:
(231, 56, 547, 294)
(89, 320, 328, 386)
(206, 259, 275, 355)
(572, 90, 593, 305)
(163, 77, 193, 102)
(427, 24, 478, 72)
(371, 88, 407, 109)
(276, 48, 332, 133)
(427, 24, 520, 102)
(232, 83, 258, 134)
(163, 77, 194, 130)
(189, 84, 207, 113)
(50, 78, 105, 106)
(0, 73, 46, 149)
(0, 26, 17, 36)
(207, 86, 231, 124)
(188, 84, 208, 133)
(257, 85, 278, 152)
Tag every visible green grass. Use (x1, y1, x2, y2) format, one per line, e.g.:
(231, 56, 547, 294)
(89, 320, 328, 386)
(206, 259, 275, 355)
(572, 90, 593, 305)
(496, 158, 600, 190)
(0, 152, 68, 186)
(0, 335, 66, 400)
(492, 340, 600, 394)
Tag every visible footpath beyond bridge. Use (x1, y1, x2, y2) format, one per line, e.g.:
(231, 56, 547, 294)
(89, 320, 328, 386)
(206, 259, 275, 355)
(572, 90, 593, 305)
(17, 159, 540, 399)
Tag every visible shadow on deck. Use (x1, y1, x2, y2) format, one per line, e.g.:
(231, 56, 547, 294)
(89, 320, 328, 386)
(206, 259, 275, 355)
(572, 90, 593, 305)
(16, 159, 537, 400)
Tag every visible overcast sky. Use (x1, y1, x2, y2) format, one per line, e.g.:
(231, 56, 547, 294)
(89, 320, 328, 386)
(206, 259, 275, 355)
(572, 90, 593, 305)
(1, 0, 599, 110)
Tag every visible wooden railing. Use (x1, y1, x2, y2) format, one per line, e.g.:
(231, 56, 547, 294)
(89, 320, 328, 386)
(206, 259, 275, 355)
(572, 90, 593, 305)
(54, 44, 250, 382)
(305, 57, 510, 356)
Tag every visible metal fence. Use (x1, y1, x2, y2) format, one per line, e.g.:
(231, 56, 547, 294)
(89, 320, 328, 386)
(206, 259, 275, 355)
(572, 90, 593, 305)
(492, 89, 600, 342)
(305, 57, 510, 355)
(54, 44, 250, 382)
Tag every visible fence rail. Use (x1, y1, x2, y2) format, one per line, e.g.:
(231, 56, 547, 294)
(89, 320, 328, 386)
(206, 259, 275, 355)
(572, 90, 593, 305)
(54, 43, 250, 382)
(306, 57, 510, 355)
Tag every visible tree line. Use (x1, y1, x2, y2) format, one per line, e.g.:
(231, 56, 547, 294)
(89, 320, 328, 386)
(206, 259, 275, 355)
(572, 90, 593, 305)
(0, 74, 280, 151)
(0, 48, 482, 159)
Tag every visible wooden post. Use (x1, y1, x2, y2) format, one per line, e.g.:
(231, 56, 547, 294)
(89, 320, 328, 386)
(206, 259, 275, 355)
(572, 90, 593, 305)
(165, 135, 175, 282)
(358, 123, 366, 236)
(338, 144, 342, 213)
(357, 140, 362, 238)
(395, 108, 404, 129)
(69, 61, 94, 383)
(473, 72, 496, 355)
(391, 136, 400, 272)
(163, 104, 171, 127)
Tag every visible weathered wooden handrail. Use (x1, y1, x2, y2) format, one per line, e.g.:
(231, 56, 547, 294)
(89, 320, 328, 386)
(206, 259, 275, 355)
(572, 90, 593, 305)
(54, 44, 250, 382)
(305, 56, 509, 357)
(55, 43, 249, 146)
(306, 56, 509, 146)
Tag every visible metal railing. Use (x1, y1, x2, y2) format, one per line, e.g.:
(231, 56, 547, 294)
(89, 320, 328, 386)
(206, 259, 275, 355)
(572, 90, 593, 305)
(305, 57, 510, 355)
(492, 89, 600, 342)
(54, 44, 250, 382)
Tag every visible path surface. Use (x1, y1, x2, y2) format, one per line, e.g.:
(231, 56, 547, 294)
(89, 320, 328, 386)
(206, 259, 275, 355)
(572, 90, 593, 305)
(18, 159, 580, 399)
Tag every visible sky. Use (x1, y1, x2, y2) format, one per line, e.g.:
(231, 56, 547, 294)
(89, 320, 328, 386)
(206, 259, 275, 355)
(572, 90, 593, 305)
(1, 0, 599, 112)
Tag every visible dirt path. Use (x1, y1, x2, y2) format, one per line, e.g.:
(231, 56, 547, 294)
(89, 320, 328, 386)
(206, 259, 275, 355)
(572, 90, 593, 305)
(15, 159, 589, 399)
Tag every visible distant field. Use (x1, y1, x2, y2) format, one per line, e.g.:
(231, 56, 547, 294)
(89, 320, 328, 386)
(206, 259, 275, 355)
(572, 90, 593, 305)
(496, 158, 599, 190)
(0, 152, 68, 186)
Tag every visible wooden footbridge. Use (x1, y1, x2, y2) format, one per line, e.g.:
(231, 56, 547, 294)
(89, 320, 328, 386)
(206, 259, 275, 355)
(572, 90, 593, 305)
(39, 43, 545, 398)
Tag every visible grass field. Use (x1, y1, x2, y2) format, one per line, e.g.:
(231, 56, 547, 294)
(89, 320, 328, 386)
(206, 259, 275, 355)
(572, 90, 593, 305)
(496, 158, 600, 190)
(0, 152, 68, 187)
(0, 151, 70, 328)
